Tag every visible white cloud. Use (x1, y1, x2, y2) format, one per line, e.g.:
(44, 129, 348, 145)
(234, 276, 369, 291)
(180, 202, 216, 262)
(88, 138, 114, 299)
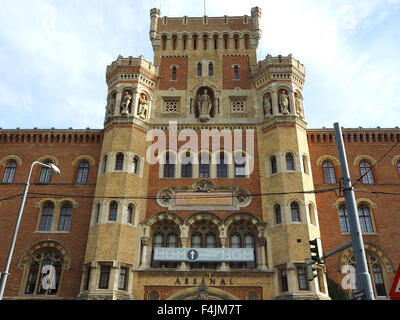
(0, 0, 399, 130)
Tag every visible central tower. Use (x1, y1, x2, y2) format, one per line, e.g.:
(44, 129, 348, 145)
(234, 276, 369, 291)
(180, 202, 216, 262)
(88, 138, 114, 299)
(80, 7, 329, 300)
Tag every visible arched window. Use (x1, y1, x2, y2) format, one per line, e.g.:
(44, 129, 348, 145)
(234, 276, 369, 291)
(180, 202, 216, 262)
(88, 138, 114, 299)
(172, 35, 177, 50)
(181, 151, 192, 178)
(2, 160, 17, 183)
(234, 152, 246, 178)
(358, 204, 374, 233)
(223, 34, 229, 49)
(161, 35, 167, 50)
(322, 161, 336, 184)
(190, 222, 219, 269)
(115, 153, 124, 171)
(163, 152, 175, 178)
(244, 34, 250, 49)
(131, 156, 140, 174)
(171, 66, 177, 80)
(58, 203, 72, 231)
(397, 160, 400, 175)
(203, 35, 208, 49)
(208, 62, 213, 76)
(233, 34, 239, 49)
(199, 152, 210, 178)
(24, 247, 64, 295)
(213, 35, 218, 49)
(76, 161, 90, 184)
(274, 204, 282, 225)
(270, 156, 278, 174)
(108, 201, 118, 221)
(127, 203, 135, 224)
(229, 222, 256, 269)
(182, 35, 188, 50)
(372, 263, 387, 297)
(360, 160, 374, 184)
(286, 153, 295, 171)
(291, 202, 300, 222)
(339, 204, 350, 232)
(233, 65, 239, 80)
(348, 251, 388, 298)
(151, 223, 180, 268)
(197, 62, 202, 76)
(217, 152, 228, 178)
(39, 202, 54, 231)
(193, 35, 198, 50)
(38, 161, 53, 184)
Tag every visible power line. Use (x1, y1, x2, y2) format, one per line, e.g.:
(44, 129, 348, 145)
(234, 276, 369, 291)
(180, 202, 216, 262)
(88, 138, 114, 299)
(0, 187, 340, 203)
(352, 140, 400, 186)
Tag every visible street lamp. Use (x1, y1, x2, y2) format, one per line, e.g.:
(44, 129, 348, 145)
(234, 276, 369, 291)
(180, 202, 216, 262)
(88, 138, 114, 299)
(0, 161, 61, 300)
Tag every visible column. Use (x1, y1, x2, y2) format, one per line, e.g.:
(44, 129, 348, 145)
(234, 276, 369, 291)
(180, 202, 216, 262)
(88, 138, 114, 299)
(259, 237, 268, 271)
(140, 237, 149, 269)
(179, 238, 189, 271)
(88, 261, 99, 292)
(272, 91, 279, 115)
(289, 90, 296, 115)
(218, 238, 228, 271)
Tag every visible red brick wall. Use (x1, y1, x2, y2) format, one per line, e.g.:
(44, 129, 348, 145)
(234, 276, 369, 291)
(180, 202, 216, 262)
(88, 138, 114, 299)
(222, 56, 252, 90)
(158, 56, 188, 90)
(308, 129, 400, 292)
(0, 130, 102, 298)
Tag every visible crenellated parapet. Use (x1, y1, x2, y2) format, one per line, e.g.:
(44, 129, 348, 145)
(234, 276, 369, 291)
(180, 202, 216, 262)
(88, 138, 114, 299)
(104, 55, 160, 125)
(149, 7, 262, 53)
(251, 54, 306, 121)
(106, 55, 159, 90)
(251, 54, 305, 90)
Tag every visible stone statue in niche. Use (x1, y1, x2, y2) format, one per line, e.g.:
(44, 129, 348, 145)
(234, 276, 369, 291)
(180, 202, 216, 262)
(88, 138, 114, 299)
(120, 91, 132, 115)
(106, 97, 115, 118)
(279, 90, 290, 114)
(295, 94, 304, 118)
(263, 93, 272, 117)
(197, 89, 212, 122)
(137, 94, 149, 120)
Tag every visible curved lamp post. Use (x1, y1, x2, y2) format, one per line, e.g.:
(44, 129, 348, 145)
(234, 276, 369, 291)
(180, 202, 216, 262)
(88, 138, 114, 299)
(0, 161, 61, 300)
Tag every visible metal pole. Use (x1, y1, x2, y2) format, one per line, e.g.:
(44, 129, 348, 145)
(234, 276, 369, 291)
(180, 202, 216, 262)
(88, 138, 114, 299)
(0, 161, 50, 300)
(334, 122, 374, 300)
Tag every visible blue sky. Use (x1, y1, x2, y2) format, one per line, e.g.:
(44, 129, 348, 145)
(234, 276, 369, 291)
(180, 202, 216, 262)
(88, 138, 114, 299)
(0, 0, 399, 130)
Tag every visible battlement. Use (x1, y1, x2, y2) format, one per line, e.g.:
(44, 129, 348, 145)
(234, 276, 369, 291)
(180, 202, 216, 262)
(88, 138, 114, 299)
(251, 54, 306, 90)
(149, 7, 262, 52)
(105, 55, 159, 89)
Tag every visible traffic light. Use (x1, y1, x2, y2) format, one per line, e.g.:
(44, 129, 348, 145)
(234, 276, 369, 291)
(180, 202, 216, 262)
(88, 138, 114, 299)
(305, 259, 318, 281)
(309, 238, 324, 264)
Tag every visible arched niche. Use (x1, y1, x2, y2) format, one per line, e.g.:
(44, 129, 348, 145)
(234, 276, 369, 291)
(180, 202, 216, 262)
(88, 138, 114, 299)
(194, 86, 215, 119)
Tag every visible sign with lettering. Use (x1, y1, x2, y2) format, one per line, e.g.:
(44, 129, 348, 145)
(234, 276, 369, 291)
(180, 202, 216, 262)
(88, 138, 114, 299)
(153, 248, 254, 262)
(175, 192, 233, 206)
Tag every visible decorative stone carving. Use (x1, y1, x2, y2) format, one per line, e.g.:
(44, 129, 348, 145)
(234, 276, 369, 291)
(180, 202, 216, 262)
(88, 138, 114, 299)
(197, 89, 212, 122)
(120, 91, 132, 115)
(197, 284, 209, 300)
(262, 93, 272, 117)
(106, 95, 115, 118)
(295, 94, 304, 119)
(137, 93, 149, 120)
(279, 90, 290, 114)
(195, 180, 213, 192)
(156, 181, 252, 210)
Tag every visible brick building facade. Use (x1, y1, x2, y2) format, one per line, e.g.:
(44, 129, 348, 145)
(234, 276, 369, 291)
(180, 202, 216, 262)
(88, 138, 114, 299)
(0, 7, 399, 300)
